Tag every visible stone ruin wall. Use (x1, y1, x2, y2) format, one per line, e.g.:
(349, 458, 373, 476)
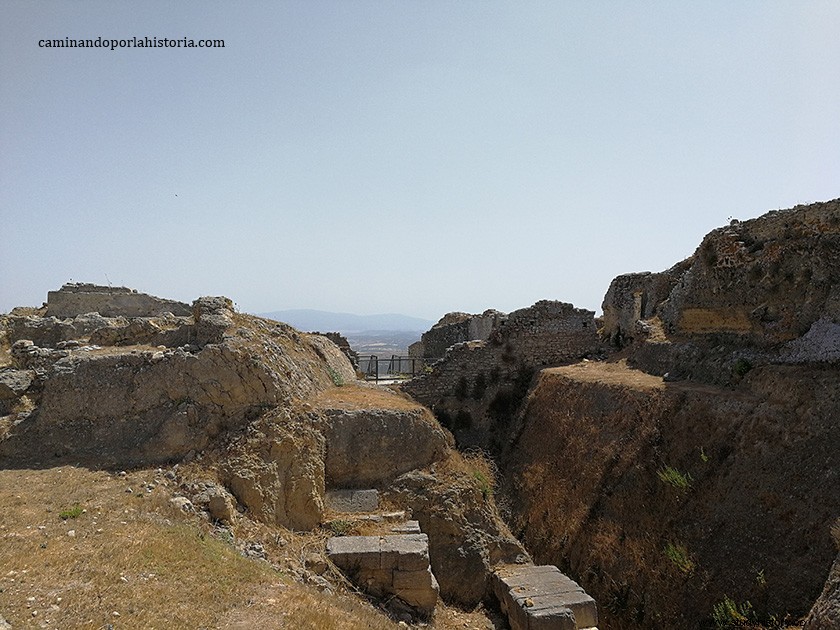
(46, 283, 192, 319)
(402, 301, 599, 450)
(410, 310, 505, 358)
(497, 300, 598, 367)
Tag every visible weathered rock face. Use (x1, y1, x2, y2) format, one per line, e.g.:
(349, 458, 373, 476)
(310, 331, 359, 368)
(804, 548, 840, 630)
(502, 361, 840, 629)
(0, 292, 356, 467)
(403, 301, 599, 451)
(317, 407, 450, 488)
(219, 411, 326, 531)
(384, 469, 529, 607)
(601, 199, 840, 383)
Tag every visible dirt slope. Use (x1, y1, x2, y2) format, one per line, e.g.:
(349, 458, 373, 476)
(503, 361, 839, 628)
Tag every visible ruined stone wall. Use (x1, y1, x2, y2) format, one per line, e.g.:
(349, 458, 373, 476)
(46, 283, 191, 318)
(416, 310, 505, 358)
(601, 263, 689, 347)
(495, 301, 597, 367)
(602, 199, 840, 350)
(402, 301, 599, 451)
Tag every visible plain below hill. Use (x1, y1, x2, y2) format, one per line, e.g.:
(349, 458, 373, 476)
(259, 310, 434, 356)
(259, 309, 433, 333)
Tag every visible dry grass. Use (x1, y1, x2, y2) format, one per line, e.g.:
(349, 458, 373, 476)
(543, 359, 665, 391)
(308, 384, 426, 413)
(0, 465, 399, 630)
(0, 464, 505, 629)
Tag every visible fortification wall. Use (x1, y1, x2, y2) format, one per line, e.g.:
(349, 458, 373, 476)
(415, 310, 505, 358)
(403, 301, 599, 450)
(46, 283, 191, 319)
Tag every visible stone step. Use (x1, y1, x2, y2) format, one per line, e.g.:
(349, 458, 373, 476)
(493, 565, 598, 630)
(326, 533, 439, 615)
(325, 488, 379, 513)
(391, 519, 420, 534)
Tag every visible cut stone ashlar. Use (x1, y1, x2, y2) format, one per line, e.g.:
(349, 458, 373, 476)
(493, 564, 598, 630)
(327, 533, 439, 615)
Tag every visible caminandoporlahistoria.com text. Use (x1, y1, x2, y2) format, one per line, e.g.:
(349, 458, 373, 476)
(38, 36, 225, 50)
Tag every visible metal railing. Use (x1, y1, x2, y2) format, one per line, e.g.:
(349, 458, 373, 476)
(356, 355, 439, 382)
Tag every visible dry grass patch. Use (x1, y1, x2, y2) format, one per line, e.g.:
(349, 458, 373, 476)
(0, 465, 400, 629)
(309, 384, 425, 413)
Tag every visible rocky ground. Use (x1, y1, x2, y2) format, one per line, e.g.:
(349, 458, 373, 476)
(0, 287, 523, 629)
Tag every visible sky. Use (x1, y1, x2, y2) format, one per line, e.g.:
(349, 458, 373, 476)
(1, 1, 838, 320)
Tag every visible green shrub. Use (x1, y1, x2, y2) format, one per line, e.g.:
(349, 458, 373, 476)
(59, 504, 83, 520)
(658, 466, 692, 490)
(712, 596, 754, 628)
(733, 358, 753, 378)
(327, 519, 354, 536)
(663, 542, 694, 574)
(472, 470, 492, 501)
(326, 366, 344, 387)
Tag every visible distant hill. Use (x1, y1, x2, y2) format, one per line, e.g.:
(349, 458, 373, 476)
(259, 309, 434, 334)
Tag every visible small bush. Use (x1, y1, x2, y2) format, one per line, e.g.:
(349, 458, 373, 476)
(326, 366, 344, 387)
(664, 542, 694, 574)
(472, 470, 492, 500)
(712, 596, 754, 628)
(658, 466, 692, 490)
(732, 358, 753, 378)
(59, 504, 83, 520)
(463, 451, 496, 502)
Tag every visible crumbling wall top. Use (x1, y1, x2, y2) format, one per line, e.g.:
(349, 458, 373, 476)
(45, 283, 192, 319)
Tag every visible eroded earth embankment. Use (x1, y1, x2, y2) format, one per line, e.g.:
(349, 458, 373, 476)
(503, 360, 839, 628)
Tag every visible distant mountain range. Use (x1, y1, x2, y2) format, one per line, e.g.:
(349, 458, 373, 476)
(259, 309, 434, 334)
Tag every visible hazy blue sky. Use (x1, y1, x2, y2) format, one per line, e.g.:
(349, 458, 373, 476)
(2, 1, 838, 320)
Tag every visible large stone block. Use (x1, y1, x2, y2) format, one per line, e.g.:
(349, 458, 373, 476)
(380, 534, 430, 571)
(326, 535, 382, 571)
(325, 488, 379, 513)
(327, 533, 439, 615)
(494, 565, 597, 630)
(393, 568, 435, 590)
(320, 408, 449, 488)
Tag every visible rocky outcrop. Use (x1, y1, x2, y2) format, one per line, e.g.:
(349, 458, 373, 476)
(310, 331, 359, 368)
(502, 360, 839, 629)
(384, 468, 529, 607)
(219, 411, 326, 531)
(601, 199, 840, 384)
(317, 407, 449, 488)
(804, 552, 840, 630)
(0, 291, 355, 467)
